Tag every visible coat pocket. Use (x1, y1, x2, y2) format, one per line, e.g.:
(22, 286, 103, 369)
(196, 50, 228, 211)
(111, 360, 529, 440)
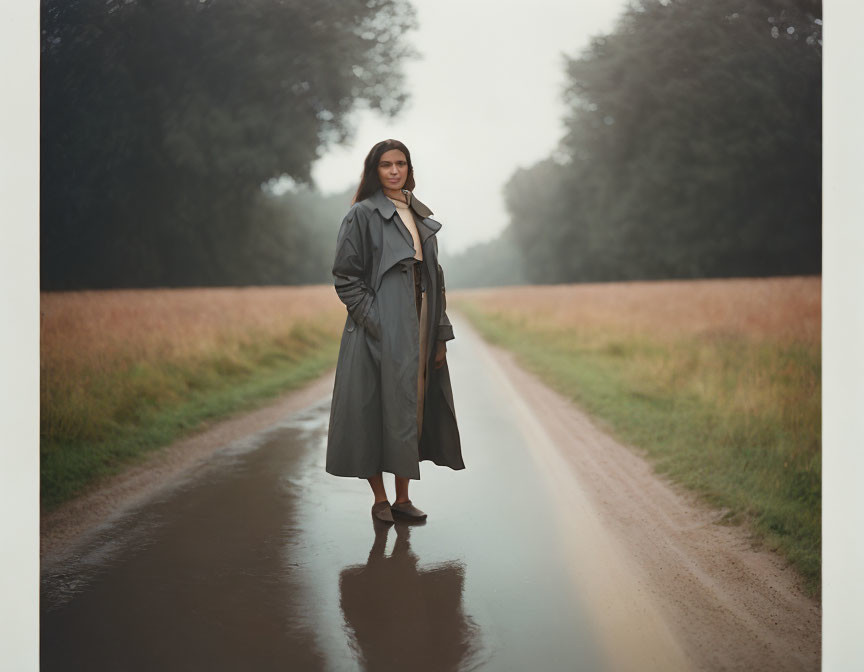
(363, 299, 382, 365)
(363, 294, 382, 342)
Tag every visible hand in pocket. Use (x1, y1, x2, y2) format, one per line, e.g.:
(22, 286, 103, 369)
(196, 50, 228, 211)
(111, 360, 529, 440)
(364, 297, 382, 341)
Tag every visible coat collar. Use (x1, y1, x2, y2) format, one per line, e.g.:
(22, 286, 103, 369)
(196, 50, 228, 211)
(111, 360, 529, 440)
(364, 188, 436, 222)
(365, 188, 442, 293)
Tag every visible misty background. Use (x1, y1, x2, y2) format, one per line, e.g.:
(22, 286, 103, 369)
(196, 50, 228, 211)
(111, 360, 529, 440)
(40, 0, 821, 291)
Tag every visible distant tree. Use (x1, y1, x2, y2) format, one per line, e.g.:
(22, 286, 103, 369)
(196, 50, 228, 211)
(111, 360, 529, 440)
(505, 0, 821, 284)
(41, 0, 416, 289)
(444, 228, 527, 289)
(245, 185, 355, 286)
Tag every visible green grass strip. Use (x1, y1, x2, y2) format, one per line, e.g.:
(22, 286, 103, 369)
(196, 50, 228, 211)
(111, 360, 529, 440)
(41, 326, 340, 511)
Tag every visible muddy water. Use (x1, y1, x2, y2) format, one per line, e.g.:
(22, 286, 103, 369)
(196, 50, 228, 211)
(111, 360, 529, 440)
(41, 317, 666, 671)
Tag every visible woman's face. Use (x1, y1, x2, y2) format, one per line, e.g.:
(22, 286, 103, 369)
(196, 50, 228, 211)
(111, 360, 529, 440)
(377, 149, 409, 192)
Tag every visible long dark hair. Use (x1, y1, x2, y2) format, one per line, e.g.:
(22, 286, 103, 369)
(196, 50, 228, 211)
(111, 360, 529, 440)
(352, 139, 415, 204)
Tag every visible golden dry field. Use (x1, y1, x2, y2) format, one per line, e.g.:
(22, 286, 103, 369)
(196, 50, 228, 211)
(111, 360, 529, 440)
(456, 276, 820, 344)
(41, 286, 344, 508)
(451, 275, 821, 591)
(41, 286, 344, 371)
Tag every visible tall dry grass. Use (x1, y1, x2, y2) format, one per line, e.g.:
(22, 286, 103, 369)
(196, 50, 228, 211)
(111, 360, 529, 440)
(458, 276, 820, 344)
(41, 286, 344, 371)
(41, 286, 344, 508)
(452, 276, 821, 592)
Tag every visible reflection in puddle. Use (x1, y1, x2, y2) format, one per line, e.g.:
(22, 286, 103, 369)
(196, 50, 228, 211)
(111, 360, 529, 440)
(339, 520, 482, 672)
(280, 402, 491, 671)
(283, 392, 601, 671)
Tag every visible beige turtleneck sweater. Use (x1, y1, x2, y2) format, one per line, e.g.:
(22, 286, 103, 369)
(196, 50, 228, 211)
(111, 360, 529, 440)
(387, 194, 423, 261)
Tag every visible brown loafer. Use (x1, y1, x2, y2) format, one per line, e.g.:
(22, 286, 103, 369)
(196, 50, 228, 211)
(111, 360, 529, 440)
(390, 499, 427, 520)
(371, 500, 395, 523)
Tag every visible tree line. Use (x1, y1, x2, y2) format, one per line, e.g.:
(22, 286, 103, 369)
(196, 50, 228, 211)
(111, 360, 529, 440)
(41, 0, 415, 289)
(42, 0, 822, 290)
(448, 0, 822, 287)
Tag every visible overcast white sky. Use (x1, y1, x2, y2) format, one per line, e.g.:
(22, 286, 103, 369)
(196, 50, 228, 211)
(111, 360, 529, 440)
(311, 0, 625, 256)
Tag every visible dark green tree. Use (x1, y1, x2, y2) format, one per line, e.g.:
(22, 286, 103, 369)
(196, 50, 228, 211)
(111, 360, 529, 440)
(41, 0, 416, 288)
(504, 0, 821, 284)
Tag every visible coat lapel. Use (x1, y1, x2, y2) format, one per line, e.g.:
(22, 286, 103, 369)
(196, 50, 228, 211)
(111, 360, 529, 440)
(411, 195, 442, 300)
(363, 189, 442, 293)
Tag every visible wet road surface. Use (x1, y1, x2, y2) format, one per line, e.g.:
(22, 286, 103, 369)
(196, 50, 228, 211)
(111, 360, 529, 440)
(41, 315, 684, 671)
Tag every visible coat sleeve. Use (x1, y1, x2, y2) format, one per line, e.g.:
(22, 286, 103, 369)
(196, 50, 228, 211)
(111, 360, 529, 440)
(435, 238, 455, 342)
(332, 207, 376, 334)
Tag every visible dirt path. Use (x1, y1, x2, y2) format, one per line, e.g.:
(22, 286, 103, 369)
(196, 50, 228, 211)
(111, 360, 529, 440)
(480, 334, 821, 671)
(42, 312, 821, 671)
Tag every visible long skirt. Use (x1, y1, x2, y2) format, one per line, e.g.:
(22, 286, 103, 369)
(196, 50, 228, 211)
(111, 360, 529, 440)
(413, 260, 429, 442)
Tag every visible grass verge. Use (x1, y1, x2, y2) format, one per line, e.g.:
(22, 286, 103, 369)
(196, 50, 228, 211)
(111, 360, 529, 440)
(455, 299, 820, 594)
(41, 320, 340, 511)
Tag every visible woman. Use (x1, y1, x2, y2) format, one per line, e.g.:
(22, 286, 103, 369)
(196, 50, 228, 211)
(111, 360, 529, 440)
(326, 139, 464, 523)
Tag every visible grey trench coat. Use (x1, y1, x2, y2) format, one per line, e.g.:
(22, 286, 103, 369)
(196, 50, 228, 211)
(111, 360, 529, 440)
(326, 188, 464, 479)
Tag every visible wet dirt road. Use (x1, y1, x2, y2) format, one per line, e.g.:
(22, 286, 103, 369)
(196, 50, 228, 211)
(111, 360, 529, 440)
(42, 316, 700, 671)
